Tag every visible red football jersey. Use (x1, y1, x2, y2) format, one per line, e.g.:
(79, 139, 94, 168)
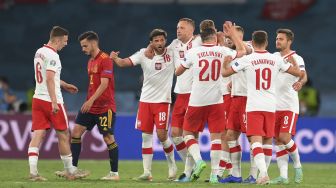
(87, 51, 116, 114)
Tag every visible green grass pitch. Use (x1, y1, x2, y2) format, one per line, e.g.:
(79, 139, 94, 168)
(1, 160, 336, 188)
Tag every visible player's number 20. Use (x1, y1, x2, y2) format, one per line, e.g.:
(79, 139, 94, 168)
(199, 59, 221, 81)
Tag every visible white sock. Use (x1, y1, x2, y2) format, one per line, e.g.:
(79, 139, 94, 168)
(286, 140, 302, 168)
(228, 140, 242, 177)
(249, 148, 258, 178)
(60, 154, 76, 174)
(251, 142, 268, 178)
(276, 145, 289, 179)
(28, 147, 39, 175)
(210, 139, 221, 175)
(184, 152, 195, 177)
(263, 144, 273, 169)
(184, 135, 202, 162)
(161, 138, 177, 173)
(217, 151, 227, 177)
(172, 136, 187, 162)
(142, 133, 153, 175)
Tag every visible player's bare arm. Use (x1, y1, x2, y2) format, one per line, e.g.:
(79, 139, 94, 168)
(175, 65, 187, 76)
(60, 80, 78, 94)
(109, 51, 133, 67)
(244, 42, 253, 55)
(222, 56, 236, 77)
(223, 21, 246, 58)
(293, 70, 308, 91)
(285, 56, 302, 77)
(81, 77, 109, 113)
(46, 70, 59, 114)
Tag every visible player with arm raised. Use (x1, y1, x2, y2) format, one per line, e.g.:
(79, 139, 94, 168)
(222, 30, 301, 185)
(110, 29, 177, 181)
(175, 21, 246, 183)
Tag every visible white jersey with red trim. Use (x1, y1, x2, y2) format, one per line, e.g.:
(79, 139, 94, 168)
(230, 42, 253, 97)
(129, 48, 175, 103)
(170, 35, 202, 94)
(275, 51, 305, 113)
(33, 45, 63, 104)
(232, 50, 291, 112)
(181, 44, 237, 106)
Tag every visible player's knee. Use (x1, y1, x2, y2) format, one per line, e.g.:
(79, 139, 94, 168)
(157, 132, 168, 142)
(171, 127, 182, 137)
(103, 134, 115, 144)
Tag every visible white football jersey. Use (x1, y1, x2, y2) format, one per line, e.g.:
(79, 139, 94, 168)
(129, 48, 175, 103)
(182, 44, 237, 106)
(221, 76, 231, 95)
(170, 35, 202, 94)
(232, 50, 291, 112)
(275, 51, 305, 113)
(230, 42, 254, 97)
(33, 45, 63, 104)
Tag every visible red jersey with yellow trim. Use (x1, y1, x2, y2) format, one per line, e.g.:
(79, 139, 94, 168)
(87, 51, 116, 114)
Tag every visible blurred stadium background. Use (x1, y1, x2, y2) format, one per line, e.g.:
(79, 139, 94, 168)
(0, 0, 335, 186)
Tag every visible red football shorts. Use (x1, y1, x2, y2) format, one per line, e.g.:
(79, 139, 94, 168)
(227, 96, 247, 133)
(246, 111, 275, 138)
(171, 93, 190, 128)
(32, 98, 69, 131)
(275, 110, 298, 137)
(183, 103, 225, 133)
(135, 102, 170, 132)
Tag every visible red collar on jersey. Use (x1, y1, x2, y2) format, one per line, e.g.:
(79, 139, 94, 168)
(255, 50, 268, 53)
(43, 44, 57, 53)
(283, 51, 296, 58)
(202, 43, 216, 47)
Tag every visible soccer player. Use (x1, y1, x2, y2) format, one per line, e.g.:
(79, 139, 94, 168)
(270, 28, 307, 184)
(175, 21, 246, 183)
(198, 19, 234, 181)
(222, 30, 301, 185)
(110, 29, 177, 181)
(168, 18, 202, 182)
(220, 25, 255, 184)
(29, 26, 88, 181)
(55, 31, 119, 180)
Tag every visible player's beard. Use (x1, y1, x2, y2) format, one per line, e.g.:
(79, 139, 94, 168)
(155, 46, 165, 54)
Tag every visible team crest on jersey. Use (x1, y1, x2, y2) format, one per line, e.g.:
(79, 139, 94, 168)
(155, 63, 162, 70)
(179, 51, 184, 58)
(49, 60, 56, 66)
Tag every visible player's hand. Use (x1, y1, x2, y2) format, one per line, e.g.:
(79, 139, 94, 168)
(81, 99, 94, 113)
(292, 81, 303, 91)
(63, 83, 78, 94)
(223, 21, 234, 38)
(144, 44, 155, 59)
(51, 102, 59, 114)
(286, 55, 297, 66)
(110, 51, 120, 61)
